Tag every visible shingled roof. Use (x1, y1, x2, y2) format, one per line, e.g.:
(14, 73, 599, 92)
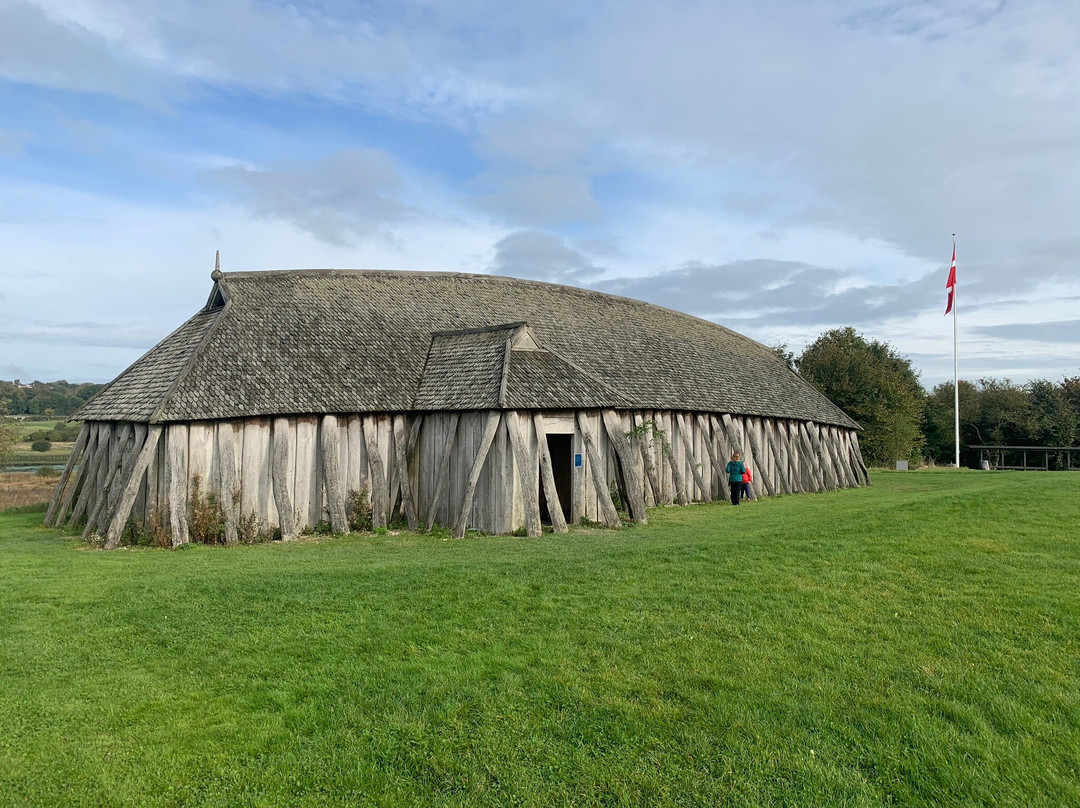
(75, 269, 859, 428)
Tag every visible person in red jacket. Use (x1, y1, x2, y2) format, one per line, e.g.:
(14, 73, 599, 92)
(740, 466, 755, 501)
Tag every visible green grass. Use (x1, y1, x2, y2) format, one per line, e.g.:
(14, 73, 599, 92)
(1, 471, 1078, 806)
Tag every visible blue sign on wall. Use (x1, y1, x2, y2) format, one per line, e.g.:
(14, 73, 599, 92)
(574, 453, 583, 468)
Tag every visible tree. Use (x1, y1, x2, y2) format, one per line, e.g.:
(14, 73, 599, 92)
(31, 439, 52, 453)
(770, 342, 796, 371)
(923, 380, 980, 466)
(0, 402, 17, 469)
(797, 327, 925, 467)
(1026, 379, 1076, 446)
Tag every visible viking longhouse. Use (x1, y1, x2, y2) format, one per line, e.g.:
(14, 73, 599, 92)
(46, 269, 868, 547)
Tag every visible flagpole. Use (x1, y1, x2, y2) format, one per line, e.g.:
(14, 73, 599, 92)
(952, 234, 959, 468)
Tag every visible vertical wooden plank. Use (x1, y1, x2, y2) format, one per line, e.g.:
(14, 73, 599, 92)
(571, 414, 585, 524)
(215, 421, 239, 543)
(659, 412, 688, 505)
(166, 423, 190, 546)
(391, 414, 419, 531)
(453, 411, 502, 538)
(320, 415, 349, 533)
(362, 415, 388, 528)
(292, 417, 318, 531)
(424, 412, 459, 531)
(347, 415, 368, 496)
(272, 417, 297, 540)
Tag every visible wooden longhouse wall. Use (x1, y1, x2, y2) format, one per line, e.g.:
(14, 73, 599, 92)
(51, 269, 870, 545)
(48, 410, 870, 544)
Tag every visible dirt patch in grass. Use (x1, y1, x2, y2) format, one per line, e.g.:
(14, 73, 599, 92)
(0, 473, 57, 511)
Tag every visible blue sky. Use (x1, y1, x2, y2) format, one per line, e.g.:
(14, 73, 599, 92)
(1, 0, 1077, 389)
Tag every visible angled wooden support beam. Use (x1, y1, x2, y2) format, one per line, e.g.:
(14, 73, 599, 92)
(696, 414, 724, 498)
(103, 426, 163, 550)
(67, 423, 112, 528)
(808, 422, 838, 491)
(45, 423, 91, 526)
(763, 420, 789, 493)
(362, 416, 389, 529)
(602, 410, 648, 523)
(83, 423, 135, 539)
(453, 411, 502, 539)
(849, 431, 872, 486)
(392, 414, 420, 531)
(631, 413, 664, 507)
(45, 423, 93, 527)
(532, 413, 568, 534)
(272, 417, 297, 540)
(744, 418, 775, 497)
(658, 416, 689, 506)
(506, 411, 542, 537)
(424, 413, 460, 532)
(577, 411, 622, 528)
(675, 412, 709, 502)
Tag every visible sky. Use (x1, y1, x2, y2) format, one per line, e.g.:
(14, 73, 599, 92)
(1, 0, 1077, 390)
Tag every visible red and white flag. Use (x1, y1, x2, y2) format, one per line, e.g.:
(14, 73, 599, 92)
(944, 244, 957, 315)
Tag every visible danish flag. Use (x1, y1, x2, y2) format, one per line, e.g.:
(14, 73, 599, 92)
(944, 245, 957, 315)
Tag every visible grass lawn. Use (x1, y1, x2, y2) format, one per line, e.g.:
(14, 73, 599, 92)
(1, 471, 1078, 806)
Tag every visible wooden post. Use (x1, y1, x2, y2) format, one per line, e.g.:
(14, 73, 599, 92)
(675, 413, 709, 502)
(103, 426, 163, 549)
(392, 414, 420, 531)
(362, 416, 389, 529)
(602, 410, 648, 523)
(453, 411, 502, 539)
(424, 412, 460, 532)
(532, 413, 568, 534)
(318, 415, 348, 533)
(44, 423, 91, 526)
(271, 417, 297, 540)
(166, 424, 190, 546)
(217, 422, 239, 543)
(577, 411, 622, 527)
(506, 411, 542, 537)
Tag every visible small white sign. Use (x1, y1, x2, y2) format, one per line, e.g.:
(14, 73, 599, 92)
(895, 460, 909, 471)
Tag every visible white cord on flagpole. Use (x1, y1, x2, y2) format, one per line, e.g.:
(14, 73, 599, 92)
(953, 234, 960, 468)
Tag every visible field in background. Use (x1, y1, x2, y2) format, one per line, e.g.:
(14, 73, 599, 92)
(1, 471, 1078, 806)
(0, 472, 58, 511)
(5, 419, 77, 468)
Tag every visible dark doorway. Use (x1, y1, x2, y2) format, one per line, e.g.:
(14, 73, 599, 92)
(540, 433, 573, 524)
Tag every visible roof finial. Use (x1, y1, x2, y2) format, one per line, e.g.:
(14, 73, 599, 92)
(211, 250, 222, 281)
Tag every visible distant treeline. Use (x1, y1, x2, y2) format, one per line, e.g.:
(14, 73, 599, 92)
(776, 329, 1080, 468)
(0, 380, 104, 417)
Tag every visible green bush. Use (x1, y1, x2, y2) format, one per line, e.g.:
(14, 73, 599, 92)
(31, 439, 52, 453)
